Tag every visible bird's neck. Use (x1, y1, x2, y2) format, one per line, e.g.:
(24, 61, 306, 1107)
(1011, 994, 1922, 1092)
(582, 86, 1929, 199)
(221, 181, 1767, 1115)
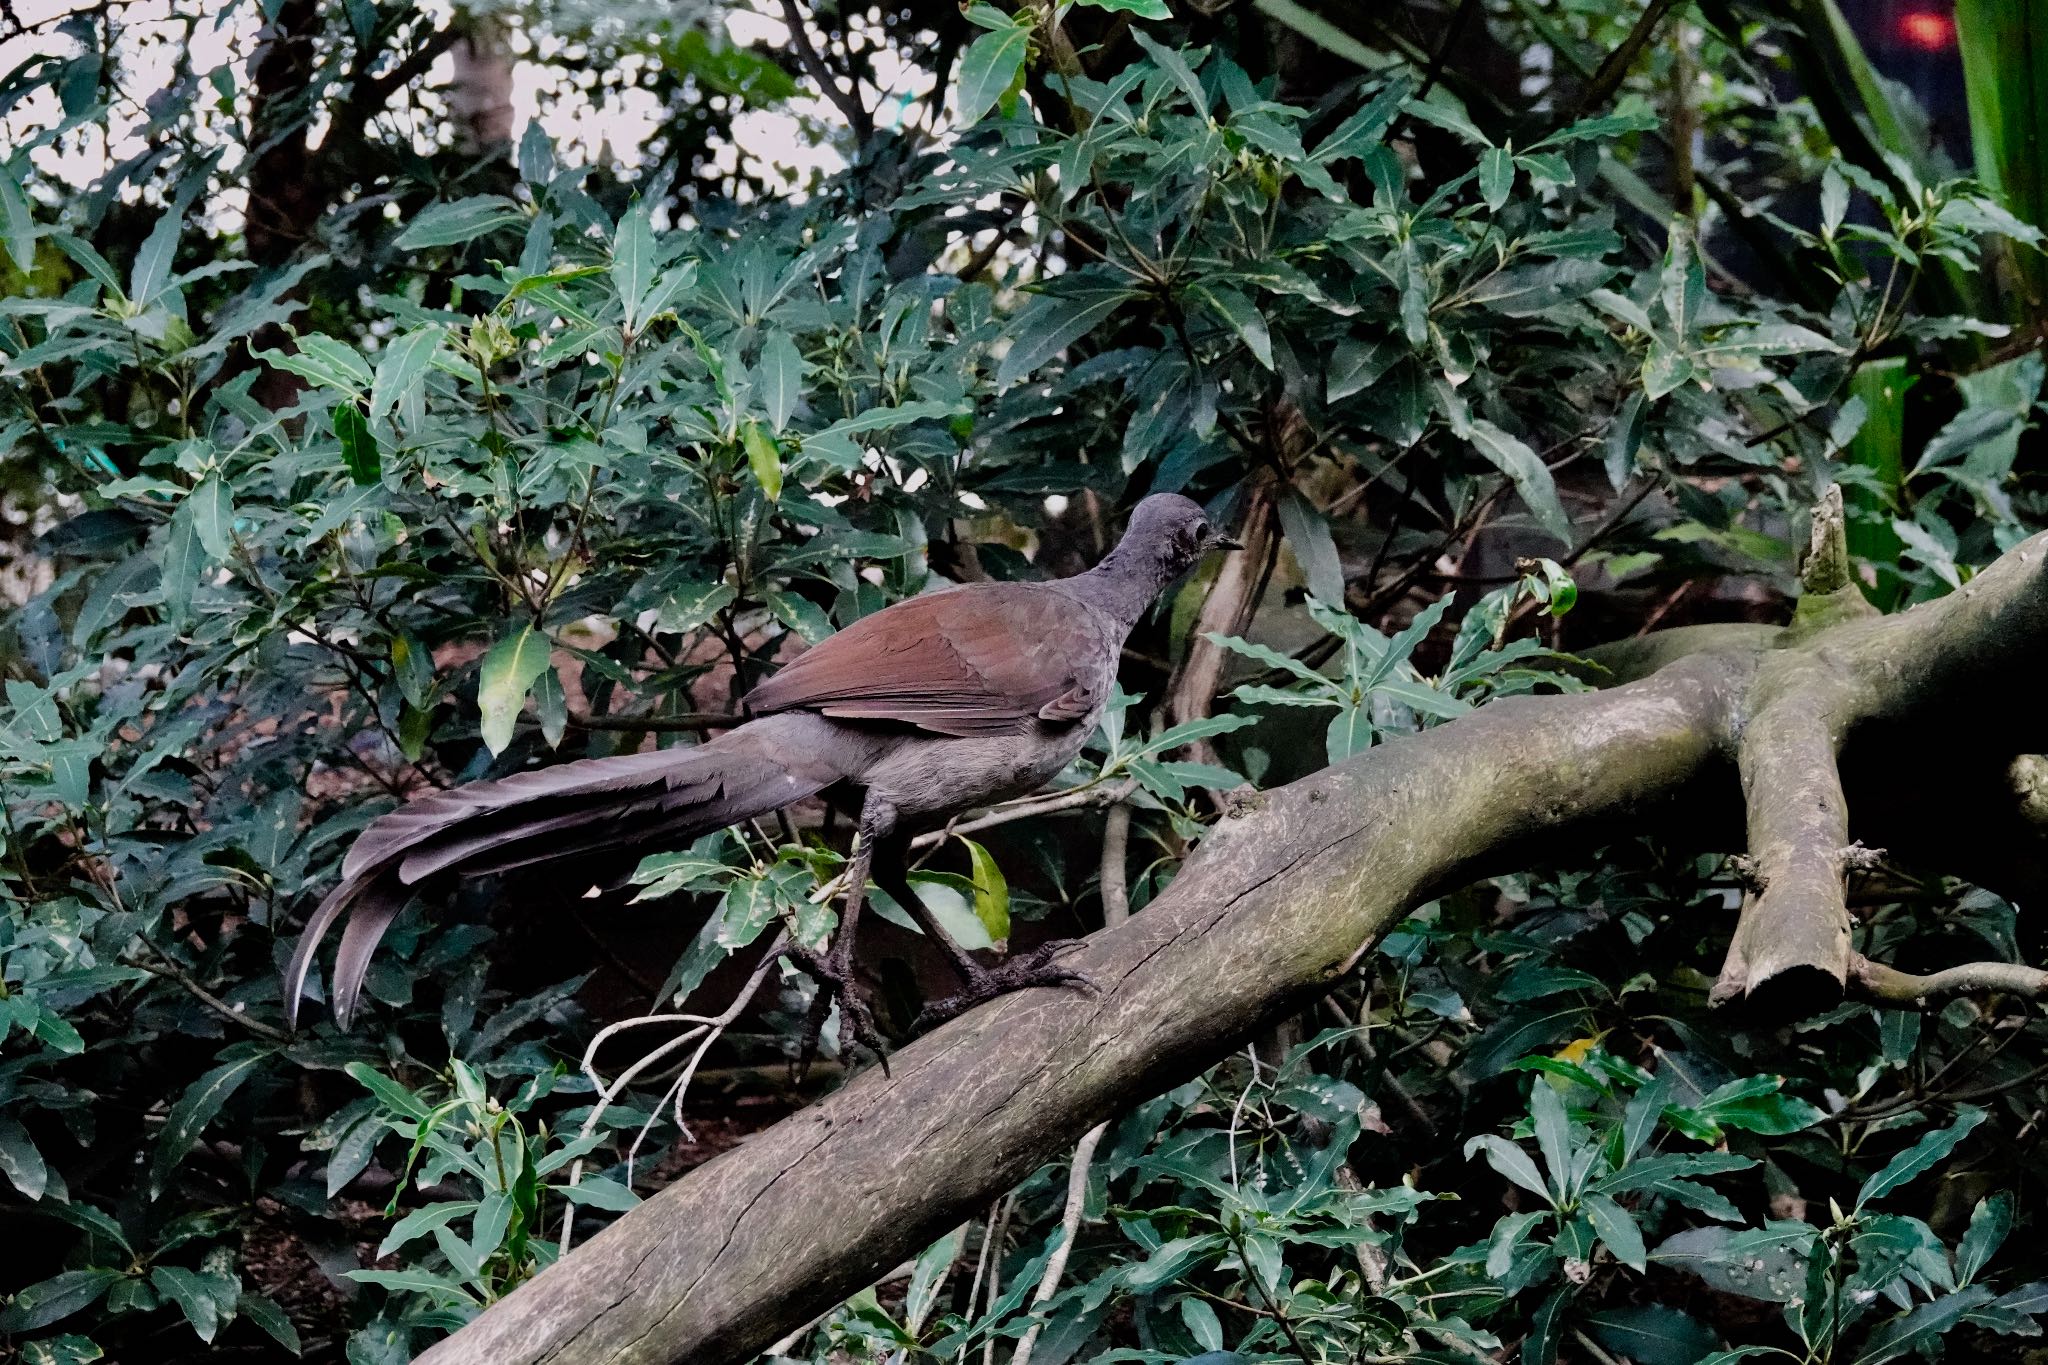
(1072, 547, 1172, 628)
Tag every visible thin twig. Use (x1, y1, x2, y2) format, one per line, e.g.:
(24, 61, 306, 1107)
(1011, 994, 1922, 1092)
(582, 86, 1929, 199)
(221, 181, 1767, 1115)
(1009, 1122, 1107, 1365)
(911, 779, 1138, 851)
(558, 928, 792, 1254)
(777, 0, 872, 143)
(131, 947, 290, 1044)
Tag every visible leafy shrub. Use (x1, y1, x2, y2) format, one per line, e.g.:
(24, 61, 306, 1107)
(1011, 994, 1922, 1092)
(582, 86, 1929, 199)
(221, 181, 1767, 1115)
(4, 2, 2047, 1362)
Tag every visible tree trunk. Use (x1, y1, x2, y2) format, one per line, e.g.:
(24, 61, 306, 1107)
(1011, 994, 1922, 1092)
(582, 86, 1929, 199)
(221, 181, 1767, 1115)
(422, 527, 2048, 1365)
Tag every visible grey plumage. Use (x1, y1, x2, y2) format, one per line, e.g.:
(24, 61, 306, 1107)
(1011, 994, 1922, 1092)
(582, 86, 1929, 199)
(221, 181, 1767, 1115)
(284, 493, 1234, 1031)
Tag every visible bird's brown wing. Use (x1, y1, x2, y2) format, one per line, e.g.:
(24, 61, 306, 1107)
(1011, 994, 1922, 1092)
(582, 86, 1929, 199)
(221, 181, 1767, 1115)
(745, 583, 1101, 738)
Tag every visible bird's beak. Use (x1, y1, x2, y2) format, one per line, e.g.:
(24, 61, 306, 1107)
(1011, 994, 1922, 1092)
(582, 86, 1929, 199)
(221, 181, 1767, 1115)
(1213, 534, 1244, 551)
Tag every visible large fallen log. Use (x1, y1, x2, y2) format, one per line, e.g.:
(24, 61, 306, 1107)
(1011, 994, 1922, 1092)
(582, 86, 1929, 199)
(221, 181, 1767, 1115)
(423, 527, 2048, 1365)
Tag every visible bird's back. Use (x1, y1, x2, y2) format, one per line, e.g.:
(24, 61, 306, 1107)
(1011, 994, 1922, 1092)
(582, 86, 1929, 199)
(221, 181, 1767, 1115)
(745, 579, 1121, 738)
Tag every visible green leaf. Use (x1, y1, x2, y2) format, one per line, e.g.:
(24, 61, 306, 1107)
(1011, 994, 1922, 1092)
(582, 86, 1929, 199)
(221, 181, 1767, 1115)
(1957, 1193, 2011, 1285)
(345, 1060, 434, 1119)
(561, 1177, 642, 1210)
(755, 330, 805, 432)
(1857, 1106, 1987, 1211)
(653, 580, 737, 633)
(1469, 419, 1570, 543)
(1326, 703, 1371, 763)
(1479, 146, 1514, 210)
(1530, 1080, 1572, 1200)
(150, 1051, 271, 1199)
(1259, 0, 1381, 72)
(803, 400, 965, 466)
(1404, 93, 1487, 145)
(149, 1266, 237, 1343)
(326, 1114, 383, 1196)
(0, 174, 38, 273)
(1485, 1209, 1547, 1278)
(0, 1269, 125, 1333)
(1584, 1304, 1717, 1365)
(764, 588, 833, 644)
(1180, 1295, 1224, 1351)
(1191, 283, 1273, 368)
(1073, 0, 1170, 15)
(128, 204, 182, 307)
(237, 1292, 303, 1355)
(0, 1117, 47, 1199)
(333, 401, 380, 486)
(743, 419, 783, 501)
(378, 1200, 479, 1257)
(344, 1267, 479, 1302)
(1464, 1133, 1552, 1204)
(1205, 631, 1329, 687)
(613, 198, 657, 332)
(960, 837, 1011, 942)
(190, 475, 233, 561)
(533, 664, 567, 749)
(1463, 259, 1616, 318)
(54, 233, 124, 298)
(1584, 1193, 1647, 1271)
(1275, 488, 1343, 605)
(996, 287, 1133, 386)
(395, 195, 526, 249)
(518, 121, 557, 187)
(957, 20, 1031, 124)
(370, 326, 443, 425)
(21, 1335, 105, 1365)
(631, 846, 732, 902)
(477, 625, 555, 756)
(1133, 30, 1209, 110)
(253, 334, 372, 395)
(1821, 162, 1850, 235)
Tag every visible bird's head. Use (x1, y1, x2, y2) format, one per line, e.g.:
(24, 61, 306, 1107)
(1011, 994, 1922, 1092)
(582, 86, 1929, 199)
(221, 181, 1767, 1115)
(1118, 492, 1243, 581)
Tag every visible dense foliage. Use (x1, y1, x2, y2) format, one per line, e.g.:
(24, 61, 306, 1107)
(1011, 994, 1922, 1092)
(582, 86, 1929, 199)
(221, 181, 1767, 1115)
(5, 0, 2048, 1361)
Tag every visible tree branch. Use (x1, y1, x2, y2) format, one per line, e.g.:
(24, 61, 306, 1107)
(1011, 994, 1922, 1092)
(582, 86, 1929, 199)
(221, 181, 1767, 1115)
(1849, 953, 2048, 1009)
(417, 528, 2048, 1365)
(777, 0, 873, 145)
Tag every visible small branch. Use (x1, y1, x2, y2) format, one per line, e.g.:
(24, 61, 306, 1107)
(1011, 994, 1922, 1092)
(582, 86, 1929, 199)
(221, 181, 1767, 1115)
(1564, 0, 1687, 122)
(776, 0, 873, 145)
(1167, 469, 1281, 760)
(1414, 0, 1483, 103)
(558, 929, 790, 1255)
(1099, 803, 1132, 926)
(1849, 953, 2048, 1009)
(910, 780, 1137, 850)
(131, 949, 291, 1044)
(1008, 1122, 1107, 1365)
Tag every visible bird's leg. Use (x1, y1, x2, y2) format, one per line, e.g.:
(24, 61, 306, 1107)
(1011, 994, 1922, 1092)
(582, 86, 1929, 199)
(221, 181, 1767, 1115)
(790, 793, 893, 1067)
(873, 851, 1095, 1030)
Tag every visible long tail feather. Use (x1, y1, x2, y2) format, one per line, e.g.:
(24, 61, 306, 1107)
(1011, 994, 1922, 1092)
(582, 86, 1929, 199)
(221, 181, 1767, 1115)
(283, 716, 843, 1029)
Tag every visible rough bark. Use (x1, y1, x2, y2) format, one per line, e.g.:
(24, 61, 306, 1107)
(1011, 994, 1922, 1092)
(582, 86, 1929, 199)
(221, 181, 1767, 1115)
(421, 529, 2048, 1365)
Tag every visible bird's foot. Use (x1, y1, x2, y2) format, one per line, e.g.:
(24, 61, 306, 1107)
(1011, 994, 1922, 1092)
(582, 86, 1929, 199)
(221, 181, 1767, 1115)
(787, 942, 890, 1075)
(916, 939, 1096, 1029)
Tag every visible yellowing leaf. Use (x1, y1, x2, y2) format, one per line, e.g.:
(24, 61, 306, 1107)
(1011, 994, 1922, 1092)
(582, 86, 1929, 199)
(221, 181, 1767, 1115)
(960, 837, 1010, 943)
(743, 420, 783, 501)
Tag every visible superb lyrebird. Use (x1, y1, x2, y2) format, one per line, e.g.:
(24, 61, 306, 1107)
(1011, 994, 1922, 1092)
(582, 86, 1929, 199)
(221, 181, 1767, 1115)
(283, 493, 1238, 1050)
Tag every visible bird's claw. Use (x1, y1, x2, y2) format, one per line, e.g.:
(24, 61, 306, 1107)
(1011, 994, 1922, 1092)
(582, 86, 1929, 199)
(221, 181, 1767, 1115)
(917, 939, 1097, 1029)
(788, 942, 890, 1075)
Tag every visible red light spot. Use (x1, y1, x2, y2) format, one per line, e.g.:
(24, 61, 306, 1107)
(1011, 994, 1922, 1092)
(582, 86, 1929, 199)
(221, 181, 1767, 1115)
(1898, 9, 1954, 50)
